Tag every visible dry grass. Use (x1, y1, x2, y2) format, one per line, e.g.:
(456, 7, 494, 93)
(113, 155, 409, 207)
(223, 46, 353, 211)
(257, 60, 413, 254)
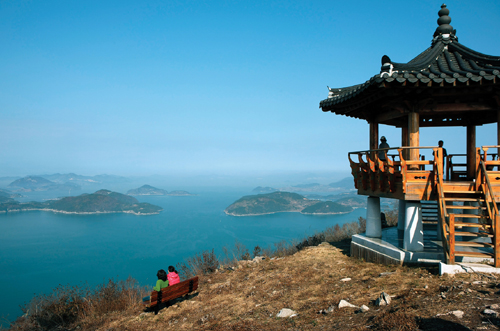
(7, 241, 496, 330)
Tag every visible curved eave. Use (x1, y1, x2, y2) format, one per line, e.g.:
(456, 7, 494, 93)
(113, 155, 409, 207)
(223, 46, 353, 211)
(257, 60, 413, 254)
(320, 36, 500, 124)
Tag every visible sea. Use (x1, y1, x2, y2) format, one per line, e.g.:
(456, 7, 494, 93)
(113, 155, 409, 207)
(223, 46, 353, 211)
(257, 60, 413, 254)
(0, 186, 365, 327)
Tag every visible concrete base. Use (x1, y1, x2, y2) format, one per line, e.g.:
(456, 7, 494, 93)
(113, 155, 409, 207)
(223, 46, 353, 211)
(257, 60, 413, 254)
(351, 234, 443, 265)
(351, 231, 496, 266)
(439, 262, 499, 276)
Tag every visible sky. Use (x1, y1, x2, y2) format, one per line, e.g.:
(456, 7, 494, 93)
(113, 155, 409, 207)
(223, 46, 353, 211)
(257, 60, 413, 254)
(1, 0, 500, 180)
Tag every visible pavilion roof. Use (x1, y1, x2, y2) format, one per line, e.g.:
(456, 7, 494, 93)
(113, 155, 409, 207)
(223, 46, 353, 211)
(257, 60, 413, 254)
(320, 5, 500, 127)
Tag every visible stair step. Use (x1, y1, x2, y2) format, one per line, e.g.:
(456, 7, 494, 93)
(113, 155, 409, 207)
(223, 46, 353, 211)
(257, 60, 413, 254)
(444, 197, 485, 202)
(454, 222, 491, 228)
(447, 205, 486, 210)
(455, 241, 494, 248)
(451, 214, 487, 219)
(444, 190, 482, 194)
(455, 251, 494, 258)
(454, 231, 493, 237)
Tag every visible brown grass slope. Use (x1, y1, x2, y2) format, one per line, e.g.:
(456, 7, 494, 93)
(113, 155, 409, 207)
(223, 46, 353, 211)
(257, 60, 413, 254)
(24, 241, 500, 331)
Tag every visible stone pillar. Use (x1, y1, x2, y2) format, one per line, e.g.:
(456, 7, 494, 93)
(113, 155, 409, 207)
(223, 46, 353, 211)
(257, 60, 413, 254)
(404, 201, 424, 251)
(366, 196, 382, 238)
(398, 200, 405, 231)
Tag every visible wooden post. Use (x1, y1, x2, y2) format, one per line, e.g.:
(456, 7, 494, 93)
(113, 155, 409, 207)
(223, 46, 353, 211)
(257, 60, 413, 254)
(369, 122, 379, 161)
(497, 110, 500, 158)
(409, 112, 419, 169)
(401, 125, 409, 161)
(467, 125, 476, 180)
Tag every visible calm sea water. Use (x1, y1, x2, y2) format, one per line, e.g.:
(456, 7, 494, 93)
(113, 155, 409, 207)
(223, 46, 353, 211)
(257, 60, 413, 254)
(0, 188, 365, 327)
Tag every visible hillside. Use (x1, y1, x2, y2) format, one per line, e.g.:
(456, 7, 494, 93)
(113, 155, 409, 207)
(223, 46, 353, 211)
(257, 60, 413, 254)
(7, 175, 81, 192)
(225, 192, 318, 216)
(225, 192, 359, 216)
(11, 242, 499, 330)
(127, 185, 169, 195)
(335, 196, 367, 208)
(300, 201, 353, 214)
(0, 190, 162, 215)
(127, 185, 194, 196)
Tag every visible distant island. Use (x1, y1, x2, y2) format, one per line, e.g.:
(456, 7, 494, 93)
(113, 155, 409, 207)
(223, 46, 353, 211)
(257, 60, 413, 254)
(2, 173, 131, 192)
(0, 189, 22, 203)
(224, 192, 353, 216)
(127, 185, 194, 196)
(0, 190, 162, 215)
(8, 176, 81, 192)
(250, 177, 356, 194)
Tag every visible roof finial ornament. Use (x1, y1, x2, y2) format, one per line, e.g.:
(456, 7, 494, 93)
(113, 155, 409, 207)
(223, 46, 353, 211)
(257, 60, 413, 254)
(433, 4, 456, 39)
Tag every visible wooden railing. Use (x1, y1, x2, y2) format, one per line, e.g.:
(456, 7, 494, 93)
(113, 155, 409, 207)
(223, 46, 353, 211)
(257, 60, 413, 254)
(447, 154, 467, 181)
(480, 147, 500, 267)
(348, 146, 439, 195)
(434, 147, 452, 263)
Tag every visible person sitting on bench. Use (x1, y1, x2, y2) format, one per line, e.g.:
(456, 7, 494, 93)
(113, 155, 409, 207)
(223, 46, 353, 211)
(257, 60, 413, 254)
(142, 269, 169, 305)
(167, 266, 180, 286)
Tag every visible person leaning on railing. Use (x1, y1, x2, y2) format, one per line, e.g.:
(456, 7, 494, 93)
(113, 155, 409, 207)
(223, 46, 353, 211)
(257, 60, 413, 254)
(378, 136, 389, 161)
(432, 140, 447, 172)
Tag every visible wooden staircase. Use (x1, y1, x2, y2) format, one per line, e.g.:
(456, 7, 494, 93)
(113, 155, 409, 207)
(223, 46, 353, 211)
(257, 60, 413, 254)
(438, 150, 500, 267)
(441, 190, 493, 261)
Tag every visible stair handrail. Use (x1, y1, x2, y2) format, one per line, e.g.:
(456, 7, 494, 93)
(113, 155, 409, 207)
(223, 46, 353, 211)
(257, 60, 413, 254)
(434, 147, 451, 263)
(479, 156, 500, 267)
(479, 158, 499, 226)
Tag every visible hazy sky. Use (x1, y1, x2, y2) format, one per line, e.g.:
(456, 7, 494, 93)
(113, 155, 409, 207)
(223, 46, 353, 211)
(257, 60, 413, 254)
(1, 0, 500, 178)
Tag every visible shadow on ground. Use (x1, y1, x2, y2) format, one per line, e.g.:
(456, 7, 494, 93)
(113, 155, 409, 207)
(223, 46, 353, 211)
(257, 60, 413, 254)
(417, 317, 472, 330)
(328, 238, 351, 256)
(145, 292, 199, 314)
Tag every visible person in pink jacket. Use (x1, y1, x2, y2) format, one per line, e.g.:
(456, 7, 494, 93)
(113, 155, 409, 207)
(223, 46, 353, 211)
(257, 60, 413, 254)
(167, 266, 180, 285)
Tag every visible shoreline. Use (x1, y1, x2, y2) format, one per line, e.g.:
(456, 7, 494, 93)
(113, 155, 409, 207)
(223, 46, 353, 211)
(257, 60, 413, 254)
(0, 208, 161, 216)
(225, 210, 353, 217)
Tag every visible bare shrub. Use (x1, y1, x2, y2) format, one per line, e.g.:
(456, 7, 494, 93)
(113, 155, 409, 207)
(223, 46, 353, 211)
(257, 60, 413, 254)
(358, 216, 366, 232)
(19, 283, 89, 330)
(384, 208, 398, 227)
(177, 249, 219, 279)
(295, 232, 325, 250)
(13, 277, 146, 331)
(234, 240, 251, 260)
(253, 245, 262, 258)
(273, 240, 298, 257)
(86, 277, 144, 316)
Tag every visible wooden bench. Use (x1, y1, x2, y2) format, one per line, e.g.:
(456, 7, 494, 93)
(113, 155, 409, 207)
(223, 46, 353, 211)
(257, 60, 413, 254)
(148, 276, 199, 315)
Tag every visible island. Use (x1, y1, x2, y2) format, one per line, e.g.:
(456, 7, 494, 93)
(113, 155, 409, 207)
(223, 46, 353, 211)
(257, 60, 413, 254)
(8, 175, 81, 192)
(224, 192, 353, 216)
(0, 190, 163, 215)
(127, 185, 194, 196)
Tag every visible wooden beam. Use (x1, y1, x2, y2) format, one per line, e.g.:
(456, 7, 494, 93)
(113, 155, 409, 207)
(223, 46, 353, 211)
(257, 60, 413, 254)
(409, 112, 419, 166)
(467, 125, 476, 180)
(401, 124, 409, 160)
(497, 110, 500, 156)
(369, 122, 378, 160)
(373, 108, 406, 123)
(422, 103, 493, 112)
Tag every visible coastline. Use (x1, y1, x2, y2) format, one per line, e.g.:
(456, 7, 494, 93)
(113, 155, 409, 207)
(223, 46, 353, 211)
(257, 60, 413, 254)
(225, 210, 353, 217)
(0, 208, 161, 216)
